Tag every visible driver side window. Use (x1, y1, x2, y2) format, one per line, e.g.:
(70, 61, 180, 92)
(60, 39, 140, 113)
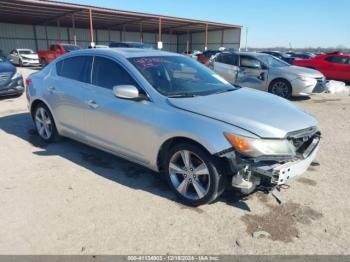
(92, 56, 140, 91)
(240, 56, 262, 69)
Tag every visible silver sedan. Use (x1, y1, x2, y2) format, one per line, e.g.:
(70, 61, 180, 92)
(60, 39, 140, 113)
(212, 51, 325, 99)
(26, 48, 320, 206)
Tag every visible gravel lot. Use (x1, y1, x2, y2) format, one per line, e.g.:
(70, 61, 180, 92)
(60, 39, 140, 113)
(0, 67, 350, 255)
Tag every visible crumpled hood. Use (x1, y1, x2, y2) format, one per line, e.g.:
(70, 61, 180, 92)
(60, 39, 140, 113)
(21, 54, 39, 60)
(168, 88, 318, 138)
(278, 65, 324, 78)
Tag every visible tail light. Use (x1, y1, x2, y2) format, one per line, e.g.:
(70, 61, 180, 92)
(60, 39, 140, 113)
(25, 78, 32, 87)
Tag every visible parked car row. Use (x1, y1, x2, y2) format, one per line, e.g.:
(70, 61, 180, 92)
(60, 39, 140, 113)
(25, 48, 321, 206)
(260, 50, 350, 82)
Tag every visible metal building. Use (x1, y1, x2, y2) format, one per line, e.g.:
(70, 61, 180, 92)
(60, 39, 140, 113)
(0, 0, 242, 55)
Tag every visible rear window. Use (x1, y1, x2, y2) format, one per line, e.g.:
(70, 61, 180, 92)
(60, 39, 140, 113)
(56, 56, 92, 83)
(325, 56, 350, 64)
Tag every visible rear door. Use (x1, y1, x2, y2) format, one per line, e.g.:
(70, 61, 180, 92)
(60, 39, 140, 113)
(46, 55, 92, 137)
(236, 55, 268, 90)
(213, 53, 239, 83)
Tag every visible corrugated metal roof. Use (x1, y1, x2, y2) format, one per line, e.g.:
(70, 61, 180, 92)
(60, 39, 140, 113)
(0, 0, 241, 34)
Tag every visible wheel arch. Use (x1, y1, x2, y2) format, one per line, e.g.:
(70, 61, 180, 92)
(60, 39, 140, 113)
(268, 77, 292, 92)
(30, 99, 56, 123)
(156, 136, 215, 172)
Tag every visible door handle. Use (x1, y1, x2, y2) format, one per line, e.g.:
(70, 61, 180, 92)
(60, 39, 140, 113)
(86, 100, 99, 109)
(258, 72, 265, 81)
(47, 86, 56, 93)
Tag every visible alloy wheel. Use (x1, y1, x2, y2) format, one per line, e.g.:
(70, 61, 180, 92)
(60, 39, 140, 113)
(35, 107, 52, 140)
(271, 81, 290, 98)
(168, 150, 210, 200)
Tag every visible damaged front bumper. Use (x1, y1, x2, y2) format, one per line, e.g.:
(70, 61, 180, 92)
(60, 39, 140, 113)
(252, 136, 319, 185)
(219, 130, 320, 191)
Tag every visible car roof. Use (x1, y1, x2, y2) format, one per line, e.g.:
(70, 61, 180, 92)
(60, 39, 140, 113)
(69, 48, 182, 59)
(222, 51, 268, 57)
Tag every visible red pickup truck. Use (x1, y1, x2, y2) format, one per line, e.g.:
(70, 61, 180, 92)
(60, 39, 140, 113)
(38, 43, 80, 66)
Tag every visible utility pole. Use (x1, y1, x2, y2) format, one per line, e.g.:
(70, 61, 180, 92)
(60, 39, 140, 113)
(245, 27, 248, 51)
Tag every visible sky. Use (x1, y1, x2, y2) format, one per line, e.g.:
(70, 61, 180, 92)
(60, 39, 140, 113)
(56, 0, 350, 48)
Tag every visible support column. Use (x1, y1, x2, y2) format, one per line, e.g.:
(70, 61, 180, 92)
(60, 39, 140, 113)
(204, 24, 208, 51)
(190, 32, 192, 51)
(186, 31, 189, 54)
(221, 29, 224, 47)
(169, 29, 173, 52)
(72, 14, 77, 45)
(32, 25, 38, 52)
(89, 8, 95, 47)
(158, 17, 162, 49)
(44, 25, 49, 47)
(176, 34, 179, 53)
(66, 27, 70, 43)
(122, 25, 126, 41)
(57, 19, 61, 42)
(140, 23, 143, 43)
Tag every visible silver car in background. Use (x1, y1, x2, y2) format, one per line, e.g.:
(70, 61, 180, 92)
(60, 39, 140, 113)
(26, 48, 320, 206)
(212, 51, 325, 99)
(8, 49, 40, 67)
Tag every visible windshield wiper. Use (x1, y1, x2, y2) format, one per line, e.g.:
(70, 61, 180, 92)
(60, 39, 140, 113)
(168, 93, 198, 98)
(212, 88, 235, 95)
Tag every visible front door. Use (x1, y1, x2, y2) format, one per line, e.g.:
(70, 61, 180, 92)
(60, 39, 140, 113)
(236, 55, 268, 91)
(83, 56, 154, 164)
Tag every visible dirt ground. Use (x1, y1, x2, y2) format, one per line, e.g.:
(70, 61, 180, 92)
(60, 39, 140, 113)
(0, 67, 349, 255)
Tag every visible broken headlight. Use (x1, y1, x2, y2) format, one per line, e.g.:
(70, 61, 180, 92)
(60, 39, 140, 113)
(224, 132, 295, 157)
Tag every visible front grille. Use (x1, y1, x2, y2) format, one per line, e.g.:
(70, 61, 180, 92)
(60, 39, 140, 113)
(313, 77, 326, 93)
(287, 127, 320, 158)
(0, 72, 12, 85)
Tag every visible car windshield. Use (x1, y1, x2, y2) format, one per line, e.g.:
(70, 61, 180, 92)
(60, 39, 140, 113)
(129, 56, 237, 97)
(259, 55, 289, 67)
(19, 50, 35, 55)
(62, 45, 80, 51)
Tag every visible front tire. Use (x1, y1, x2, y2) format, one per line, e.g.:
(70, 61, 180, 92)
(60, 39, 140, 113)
(33, 103, 59, 143)
(269, 79, 292, 99)
(162, 143, 226, 206)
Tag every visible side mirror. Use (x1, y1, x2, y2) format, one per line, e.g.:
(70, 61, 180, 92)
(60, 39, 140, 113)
(113, 85, 141, 100)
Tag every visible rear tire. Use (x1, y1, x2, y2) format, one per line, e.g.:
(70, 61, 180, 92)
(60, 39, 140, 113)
(162, 143, 227, 206)
(33, 103, 59, 143)
(268, 79, 292, 99)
